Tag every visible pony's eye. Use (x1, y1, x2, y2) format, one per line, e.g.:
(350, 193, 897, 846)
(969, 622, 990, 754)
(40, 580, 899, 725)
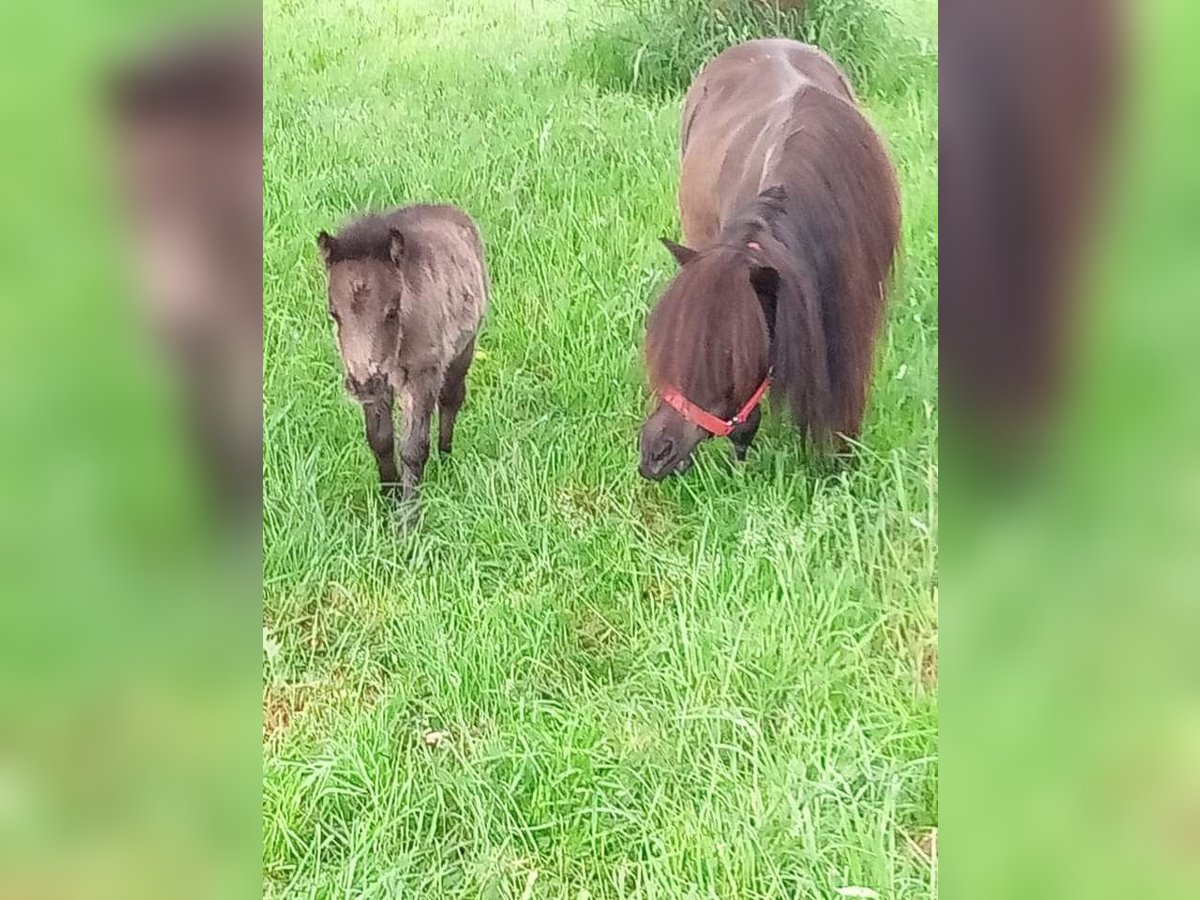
(384, 307, 399, 322)
(328, 307, 340, 323)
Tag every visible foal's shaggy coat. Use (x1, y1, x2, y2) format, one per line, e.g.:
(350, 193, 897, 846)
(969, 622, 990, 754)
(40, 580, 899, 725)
(318, 204, 487, 515)
(639, 39, 900, 479)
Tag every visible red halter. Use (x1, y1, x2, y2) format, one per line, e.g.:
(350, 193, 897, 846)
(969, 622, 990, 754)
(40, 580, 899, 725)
(658, 373, 771, 438)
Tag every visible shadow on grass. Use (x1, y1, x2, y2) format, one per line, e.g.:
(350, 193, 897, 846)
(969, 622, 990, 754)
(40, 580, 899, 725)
(564, 0, 936, 101)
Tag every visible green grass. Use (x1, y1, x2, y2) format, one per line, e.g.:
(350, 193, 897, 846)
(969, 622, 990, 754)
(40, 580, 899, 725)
(263, 0, 938, 896)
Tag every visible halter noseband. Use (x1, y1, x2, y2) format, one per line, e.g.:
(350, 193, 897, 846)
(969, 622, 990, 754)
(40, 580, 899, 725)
(658, 373, 771, 438)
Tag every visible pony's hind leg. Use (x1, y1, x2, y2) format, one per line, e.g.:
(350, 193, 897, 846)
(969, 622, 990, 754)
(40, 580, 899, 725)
(438, 341, 475, 456)
(729, 405, 763, 463)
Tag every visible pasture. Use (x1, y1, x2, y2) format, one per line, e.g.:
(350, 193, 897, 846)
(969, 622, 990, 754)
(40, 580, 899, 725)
(263, 0, 938, 896)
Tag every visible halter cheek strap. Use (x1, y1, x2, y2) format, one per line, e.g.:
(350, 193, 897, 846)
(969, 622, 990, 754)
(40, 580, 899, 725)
(659, 373, 771, 438)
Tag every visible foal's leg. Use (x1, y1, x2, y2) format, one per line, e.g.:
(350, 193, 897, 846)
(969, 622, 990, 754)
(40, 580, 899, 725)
(729, 405, 763, 463)
(362, 392, 399, 496)
(438, 341, 474, 456)
(398, 371, 438, 512)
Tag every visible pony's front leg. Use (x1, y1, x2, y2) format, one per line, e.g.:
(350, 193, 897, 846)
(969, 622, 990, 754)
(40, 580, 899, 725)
(398, 371, 438, 520)
(729, 405, 762, 463)
(362, 391, 399, 496)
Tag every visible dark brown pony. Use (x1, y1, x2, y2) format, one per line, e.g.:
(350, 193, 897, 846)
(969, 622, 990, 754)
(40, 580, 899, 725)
(639, 39, 900, 479)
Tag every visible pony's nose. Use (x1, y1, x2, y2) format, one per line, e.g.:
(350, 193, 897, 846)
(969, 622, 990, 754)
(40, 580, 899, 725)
(639, 440, 675, 480)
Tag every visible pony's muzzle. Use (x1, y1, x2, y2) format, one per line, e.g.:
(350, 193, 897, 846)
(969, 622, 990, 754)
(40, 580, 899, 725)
(639, 454, 694, 481)
(639, 404, 705, 480)
(639, 438, 673, 480)
(639, 439, 695, 480)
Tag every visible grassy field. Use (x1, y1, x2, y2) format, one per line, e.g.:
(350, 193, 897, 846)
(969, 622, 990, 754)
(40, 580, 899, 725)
(263, 0, 938, 896)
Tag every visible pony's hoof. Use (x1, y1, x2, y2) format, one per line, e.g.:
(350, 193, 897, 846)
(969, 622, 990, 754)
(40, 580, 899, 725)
(393, 506, 419, 532)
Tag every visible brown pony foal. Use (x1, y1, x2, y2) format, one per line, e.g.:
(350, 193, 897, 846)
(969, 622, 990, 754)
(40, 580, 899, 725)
(639, 39, 900, 479)
(317, 204, 487, 518)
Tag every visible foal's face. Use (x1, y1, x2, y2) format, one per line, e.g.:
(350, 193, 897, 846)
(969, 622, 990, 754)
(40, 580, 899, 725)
(321, 255, 405, 401)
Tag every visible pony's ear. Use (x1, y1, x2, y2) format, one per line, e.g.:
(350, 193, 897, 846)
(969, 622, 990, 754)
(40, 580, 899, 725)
(749, 265, 780, 343)
(388, 227, 406, 267)
(316, 231, 337, 266)
(660, 238, 697, 267)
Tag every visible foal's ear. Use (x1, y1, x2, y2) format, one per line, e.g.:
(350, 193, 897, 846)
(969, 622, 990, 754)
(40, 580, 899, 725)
(388, 227, 406, 267)
(316, 231, 337, 267)
(660, 237, 697, 267)
(749, 265, 780, 341)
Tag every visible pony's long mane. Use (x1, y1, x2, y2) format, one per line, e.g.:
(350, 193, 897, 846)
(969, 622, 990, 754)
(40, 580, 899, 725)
(323, 205, 475, 266)
(650, 86, 900, 446)
(766, 88, 899, 445)
(323, 213, 402, 264)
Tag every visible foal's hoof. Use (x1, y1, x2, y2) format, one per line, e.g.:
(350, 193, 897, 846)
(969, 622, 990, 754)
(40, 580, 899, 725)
(391, 492, 421, 531)
(395, 504, 420, 532)
(379, 484, 416, 529)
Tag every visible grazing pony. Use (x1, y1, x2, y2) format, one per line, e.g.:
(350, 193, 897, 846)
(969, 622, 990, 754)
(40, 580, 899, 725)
(317, 204, 487, 518)
(639, 39, 900, 480)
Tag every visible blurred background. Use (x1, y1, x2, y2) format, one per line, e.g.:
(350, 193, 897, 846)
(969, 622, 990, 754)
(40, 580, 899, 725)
(943, 0, 1200, 897)
(0, 4, 261, 898)
(0, 0, 1195, 895)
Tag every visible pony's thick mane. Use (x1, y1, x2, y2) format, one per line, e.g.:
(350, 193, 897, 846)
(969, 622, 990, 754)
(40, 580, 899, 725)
(650, 86, 900, 446)
(324, 205, 478, 266)
(769, 88, 899, 445)
(645, 248, 772, 418)
(324, 214, 399, 264)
